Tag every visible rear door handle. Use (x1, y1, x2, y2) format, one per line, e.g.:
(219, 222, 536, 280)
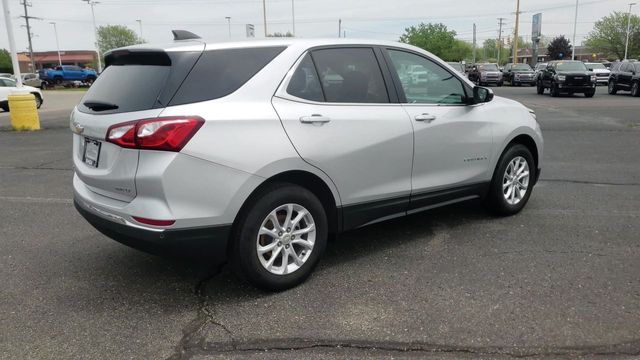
(414, 113, 436, 122)
(300, 114, 331, 124)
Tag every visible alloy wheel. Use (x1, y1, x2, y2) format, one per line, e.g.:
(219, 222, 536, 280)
(256, 203, 316, 275)
(502, 156, 530, 205)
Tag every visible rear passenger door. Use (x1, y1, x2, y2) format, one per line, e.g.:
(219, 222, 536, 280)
(619, 63, 633, 89)
(272, 47, 414, 230)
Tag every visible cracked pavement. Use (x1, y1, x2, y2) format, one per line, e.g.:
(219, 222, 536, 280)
(1, 87, 639, 359)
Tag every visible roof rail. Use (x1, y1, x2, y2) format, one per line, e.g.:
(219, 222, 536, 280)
(172, 30, 201, 41)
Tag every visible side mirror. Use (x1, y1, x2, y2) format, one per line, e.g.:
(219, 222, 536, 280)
(473, 86, 494, 104)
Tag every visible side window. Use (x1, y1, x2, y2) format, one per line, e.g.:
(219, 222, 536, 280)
(0, 79, 7, 87)
(286, 54, 324, 102)
(622, 63, 632, 72)
(387, 49, 466, 105)
(310, 48, 389, 103)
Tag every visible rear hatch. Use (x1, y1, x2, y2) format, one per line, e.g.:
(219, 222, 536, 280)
(72, 44, 204, 202)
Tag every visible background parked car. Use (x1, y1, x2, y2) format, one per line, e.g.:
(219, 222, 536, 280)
(0, 76, 44, 111)
(503, 63, 536, 86)
(21, 73, 45, 89)
(585, 62, 610, 86)
(536, 60, 596, 97)
(38, 65, 97, 86)
(468, 63, 503, 86)
(608, 61, 640, 97)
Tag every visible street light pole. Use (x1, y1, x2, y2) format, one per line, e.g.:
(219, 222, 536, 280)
(572, 0, 579, 60)
(291, 0, 295, 37)
(1, 0, 23, 86)
(624, 2, 637, 60)
(50, 22, 62, 66)
(82, 0, 102, 72)
(225, 16, 231, 38)
(262, 0, 268, 37)
(136, 19, 143, 39)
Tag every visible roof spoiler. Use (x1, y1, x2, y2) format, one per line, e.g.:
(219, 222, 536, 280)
(172, 30, 201, 41)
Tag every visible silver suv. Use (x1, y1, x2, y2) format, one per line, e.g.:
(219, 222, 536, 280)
(72, 35, 543, 290)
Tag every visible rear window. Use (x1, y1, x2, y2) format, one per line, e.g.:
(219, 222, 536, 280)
(169, 46, 286, 106)
(78, 50, 201, 114)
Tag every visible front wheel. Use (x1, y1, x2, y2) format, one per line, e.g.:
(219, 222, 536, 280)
(584, 89, 595, 98)
(33, 94, 42, 109)
(231, 183, 328, 291)
(485, 144, 536, 216)
(608, 81, 618, 95)
(631, 82, 640, 97)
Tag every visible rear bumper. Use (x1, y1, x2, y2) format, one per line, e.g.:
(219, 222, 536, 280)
(75, 199, 231, 263)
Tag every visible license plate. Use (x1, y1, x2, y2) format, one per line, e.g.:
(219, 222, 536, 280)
(83, 138, 101, 168)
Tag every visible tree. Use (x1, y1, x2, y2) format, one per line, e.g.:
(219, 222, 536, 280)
(267, 32, 293, 37)
(446, 40, 473, 61)
(0, 49, 12, 73)
(399, 23, 459, 60)
(480, 39, 509, 64)
(96, 25, 145, 56)
(547, 36, 572, 60)
(584, 12, 640, 59)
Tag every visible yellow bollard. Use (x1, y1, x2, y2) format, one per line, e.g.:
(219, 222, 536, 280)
(9, 93, 40, 131)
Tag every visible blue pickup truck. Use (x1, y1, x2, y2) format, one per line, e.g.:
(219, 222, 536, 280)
(38, 65, 98, 86)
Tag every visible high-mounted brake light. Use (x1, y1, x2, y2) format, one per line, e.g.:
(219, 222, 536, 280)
(106, 116, 204, 152)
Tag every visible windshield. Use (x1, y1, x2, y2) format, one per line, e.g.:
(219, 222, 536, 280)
(554, 61, 587, 71)
(587, 63, 606, 69)
(479, 64, 499, 71)
(535, 64, 547, 70)
(512, 64, 532, 71)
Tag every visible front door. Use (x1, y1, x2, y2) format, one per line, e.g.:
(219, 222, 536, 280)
(272, 47, 414, 230)
(383, 48, 493, 213)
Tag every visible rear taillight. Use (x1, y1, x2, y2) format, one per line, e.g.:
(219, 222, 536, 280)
(106, 116, 204, 152)
(132, 216, 175, 227)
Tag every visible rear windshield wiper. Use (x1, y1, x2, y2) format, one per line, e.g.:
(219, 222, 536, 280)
(83, 101, 119, 111)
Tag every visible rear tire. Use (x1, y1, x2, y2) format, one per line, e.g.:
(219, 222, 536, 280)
(230, 183, 328, 291)
(608, 81, 618, 95)
(497, 82, 503, 87)
(485, 144, 536, 216)
(631, 82, 640, 97)
(33, 93, 42, 109)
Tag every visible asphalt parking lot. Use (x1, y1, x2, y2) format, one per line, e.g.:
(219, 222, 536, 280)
(1, 86, 639, 359)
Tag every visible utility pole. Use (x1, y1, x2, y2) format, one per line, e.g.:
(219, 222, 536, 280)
(262, 0, 268, 37)
(338, 19, 342, 38)
(625, 2, 637, 60)
(82, 0, 102, 72)
(497, 18, 506, 65)
(136, 19, 143, 39)
(472, 23, 476, 64)
(572, 0, 579, 60)
(225, 16, 231, 38)
(2, 0, 23, 86)
(19, 0, 38, 72)
(291, 0, 295, 37)
(513, 0, 521, 64)
(50, 22, 62, 66)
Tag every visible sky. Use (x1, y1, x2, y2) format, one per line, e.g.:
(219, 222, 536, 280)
(0, 0, 637, 54)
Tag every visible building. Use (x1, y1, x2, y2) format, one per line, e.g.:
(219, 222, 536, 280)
(18, 50, 98, 72)
(508, 46, 611, 65)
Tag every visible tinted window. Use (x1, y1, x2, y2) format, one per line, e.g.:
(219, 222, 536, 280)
(170, 46, 286, 106)
(311, 48, 389, 103)
(387, 49, 466, 104)
(554, 61, 587, 71)
(634, 63, 640, 72)
(479, 64, 499, 71)
(79, 50, 200, 114)
(287, 54, 324, 102)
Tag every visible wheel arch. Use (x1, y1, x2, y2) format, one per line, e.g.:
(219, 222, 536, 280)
(230, 170, 341, 246)
(506, 134, 539, 170)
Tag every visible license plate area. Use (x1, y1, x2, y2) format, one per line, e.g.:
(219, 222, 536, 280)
(83, 138, 101, 168)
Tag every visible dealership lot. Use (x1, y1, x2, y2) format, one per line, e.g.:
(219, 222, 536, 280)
(1, 87, 639, 359)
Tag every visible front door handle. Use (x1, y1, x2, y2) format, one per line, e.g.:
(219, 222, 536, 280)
(300, 114, 331, 124)
(414, 113, 436, 122)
